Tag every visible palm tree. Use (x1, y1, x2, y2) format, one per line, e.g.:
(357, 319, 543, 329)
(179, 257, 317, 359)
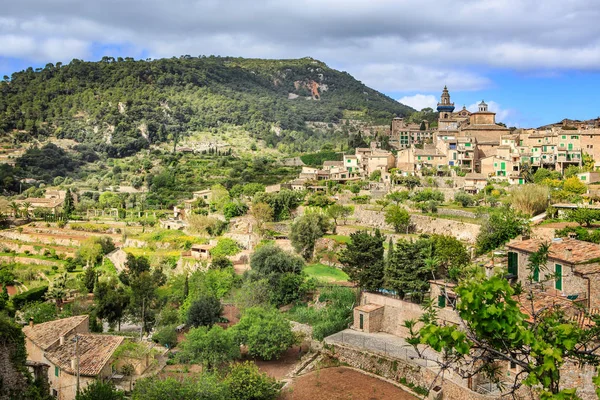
(8, 201, 20, 218)
(46, 273, 69, 308)
(21, 202, 32, 221)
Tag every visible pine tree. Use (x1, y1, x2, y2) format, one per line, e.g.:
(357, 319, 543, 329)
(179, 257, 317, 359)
(339, 229, 385, 291)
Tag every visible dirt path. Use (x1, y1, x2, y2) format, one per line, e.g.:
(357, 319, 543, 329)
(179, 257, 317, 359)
(280, 366, 417, 400)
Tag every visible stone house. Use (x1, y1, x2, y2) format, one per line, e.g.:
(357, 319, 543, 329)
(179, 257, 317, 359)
(506, 237, 600, 309)
(463, 173, 488, 193)
(190, 244, 213, 260)
(23, 315, 127, 400)
(192, 189, 212, 202)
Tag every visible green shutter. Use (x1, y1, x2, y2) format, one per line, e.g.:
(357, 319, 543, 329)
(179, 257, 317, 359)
(555, 264, 562, 291)
(533, 265, 539, 282)
(55, 366, 59, 377)
(438, 294, 446, 308)
(359, 313, 364, 329)
(568, 143, 573, 150)
(508, 252, 518, 276)
(501, 162, 506, 170)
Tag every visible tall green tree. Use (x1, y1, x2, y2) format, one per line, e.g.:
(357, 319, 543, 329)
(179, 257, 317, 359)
(177, 325, 240, 369)
(76, 380, 124, 400)
(234, 307, 295, 360)
(290, 213, 330, 260)
(384, 205, 411, 233)
(339, 229, 385, 291)
(384, 239, 431, 301)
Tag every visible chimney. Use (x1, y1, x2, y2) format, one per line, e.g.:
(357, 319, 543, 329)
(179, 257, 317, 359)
(71, 359, 76, 371)
(29, 317, 34, 328)
(59, 336, 65, 346)
(568, 232, 577, 239)
(565, 247, 573, 259)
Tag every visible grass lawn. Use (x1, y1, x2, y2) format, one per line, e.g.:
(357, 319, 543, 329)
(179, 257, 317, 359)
(324, 234, 351, 244)
(304, 263, 348, 282)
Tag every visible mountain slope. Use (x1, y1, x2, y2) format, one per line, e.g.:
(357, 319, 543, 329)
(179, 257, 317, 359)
(0, 56, 413, 158)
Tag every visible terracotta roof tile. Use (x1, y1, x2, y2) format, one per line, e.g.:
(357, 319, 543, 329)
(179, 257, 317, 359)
(23, 315, 88, 351)
(507, 238, 600, 264)
(44, 334, 125, 377)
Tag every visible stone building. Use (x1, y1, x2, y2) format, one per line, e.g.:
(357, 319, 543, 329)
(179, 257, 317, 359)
(506, 237, 600, 309)
(389, 117, 435, 149)
(23, 315, 128, 400)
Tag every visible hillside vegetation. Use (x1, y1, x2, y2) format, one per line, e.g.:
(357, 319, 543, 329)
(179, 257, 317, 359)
(0, 56, 412, 159)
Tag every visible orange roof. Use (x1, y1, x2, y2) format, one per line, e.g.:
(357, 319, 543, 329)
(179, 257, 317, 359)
(45, 334, 125, 377)
(23, 315, 88, 351)
(507, 238, 600, 264)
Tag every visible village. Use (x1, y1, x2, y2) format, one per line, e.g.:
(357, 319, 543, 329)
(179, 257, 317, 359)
(2, 86, 600, 400)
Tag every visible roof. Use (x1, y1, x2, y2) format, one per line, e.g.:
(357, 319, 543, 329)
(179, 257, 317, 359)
(323, 161, 344, 167)
(191, 244, 213, 250)
(193, 189, 211, 194)
(464, 173, 487, 180)
(461, 124, 510, 131)
(355, 304, 384, 313)
(507, 238, 600, 264)
(45, 334, 125, 377)
(415, 149, 443, 156)
(23, 315, 89, 351)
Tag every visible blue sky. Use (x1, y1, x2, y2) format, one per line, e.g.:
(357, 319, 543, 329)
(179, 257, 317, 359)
(2, 0, 600, 128)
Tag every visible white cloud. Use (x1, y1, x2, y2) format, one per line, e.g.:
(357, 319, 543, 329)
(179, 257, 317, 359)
(2, 0, 600, 92)
(397, 94, 437, 111)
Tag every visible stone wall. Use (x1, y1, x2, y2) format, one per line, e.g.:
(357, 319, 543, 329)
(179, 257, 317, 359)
(324, 341, 502, 400)
(438, 208, 478, 219)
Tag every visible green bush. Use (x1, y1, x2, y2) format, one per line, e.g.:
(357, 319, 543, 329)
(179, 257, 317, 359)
(152, 324, 178, 348)
(12, 285, 48, 309)
(210, 239, 241, 257)
(225, 361, 280, 400)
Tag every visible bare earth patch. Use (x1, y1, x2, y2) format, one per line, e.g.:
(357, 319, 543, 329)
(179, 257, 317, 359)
(280, 367, 417, 400)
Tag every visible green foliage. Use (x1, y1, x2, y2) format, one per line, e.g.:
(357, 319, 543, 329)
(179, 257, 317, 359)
(20, 301, 57, 324)
(351, 195, 370, 204)
(287, 286, 356, 340)
(384, 238, 432, 301)
(210, 238, 241, 257)
(325, 204, 352, 232)
(411, 188, 444, 203)
(132, 375, 229, 400)
(210, 256, 233, 270)
(339, 229, 385, 291)
(254, 190, 305, 221)
(510, 184, 549, 217)
(555, 226, 600, 243)
(151, 324, 178, 348)
(12, 285, 48, 309)
(290, 213, 331, 260)
(533, 168, 561, 184)
(223, 201, 249, 219)
(566, 208, 600, 227)
(177, 325, 240, 368)
(563, 176, 587, 194)
(476, 207, 528, 255)
(76, 380, 124, 400)
(384, 205, 410, 233)
(386, 190, 409, 205)
(250, 244, 304, 275)
(224, 362, 280, 400)
(454, 191, 475, 207)
(94, 280, 129, 329)
(300, 151, 343, 166)
(305, 193, 334, 208)
(234, 307, 295, 360)
(187, 295, 223, 328)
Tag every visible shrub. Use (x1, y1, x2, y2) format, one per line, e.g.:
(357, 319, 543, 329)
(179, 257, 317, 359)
(152, 324, 178, 348)
(225, 361, 280, 400)
(187, 295, 223, 328)
(210, 239, 241, 257)
(454, 191, 474, 207)
(234, 307, 295, 360)
(12, 285, 49, 309)
(351, 195, 370, 204)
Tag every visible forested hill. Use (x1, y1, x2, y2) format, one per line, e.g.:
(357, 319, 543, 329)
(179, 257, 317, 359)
(0, 56, 413, 157)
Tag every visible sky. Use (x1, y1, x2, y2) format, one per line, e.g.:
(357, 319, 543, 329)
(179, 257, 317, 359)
(1, 0, 600, 128)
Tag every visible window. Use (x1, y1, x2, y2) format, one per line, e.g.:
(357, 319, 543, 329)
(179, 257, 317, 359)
(437, 292, 446, 308)
(507, 252, 518, 276)
(555, 264, 562, 291)
(54, 366, 59, 377)
(562, 135, 566, 139)
(359, 313, 364, 329)
(501, 162, 506, 170)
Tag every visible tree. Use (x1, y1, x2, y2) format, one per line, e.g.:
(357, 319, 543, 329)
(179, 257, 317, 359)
(563, 176, 587, 195)
(225, 362, 280, 400)
(475, 207, 528, 255)
(186, 295, 222, 328)
(63, 188, 75, 218)
(250, 244, 304, 275)
(453, 191, 474, 208)
(409, 244, 600, 398)
(132, 375, 229, 400)
(177, 325, 240, 368)
(21, 202, 32, 220)
(250, 202, 274, 234)
(339, 229, 385, 291)
(20, 301, 58, 323)
(77, 239, 103, 268)
(234, 307, 295, 360)
(384, 205, 410, 233)
(290, 213, 330, 260)
(76, 380, 124, 400)
(46, 272, 69, 307)
(429, 234, 470, 280)
(9, 201, 20, 218)
(83, 267, 97, 293)
(384, 239, 431, 302)
(567, 208, 600, 227)
(326, 204, 352, 233)
(129, 270, 164, 334)
(94, 280, 129, 330)
(387, 190, 409, 205)
(210, 256, 233, 269)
